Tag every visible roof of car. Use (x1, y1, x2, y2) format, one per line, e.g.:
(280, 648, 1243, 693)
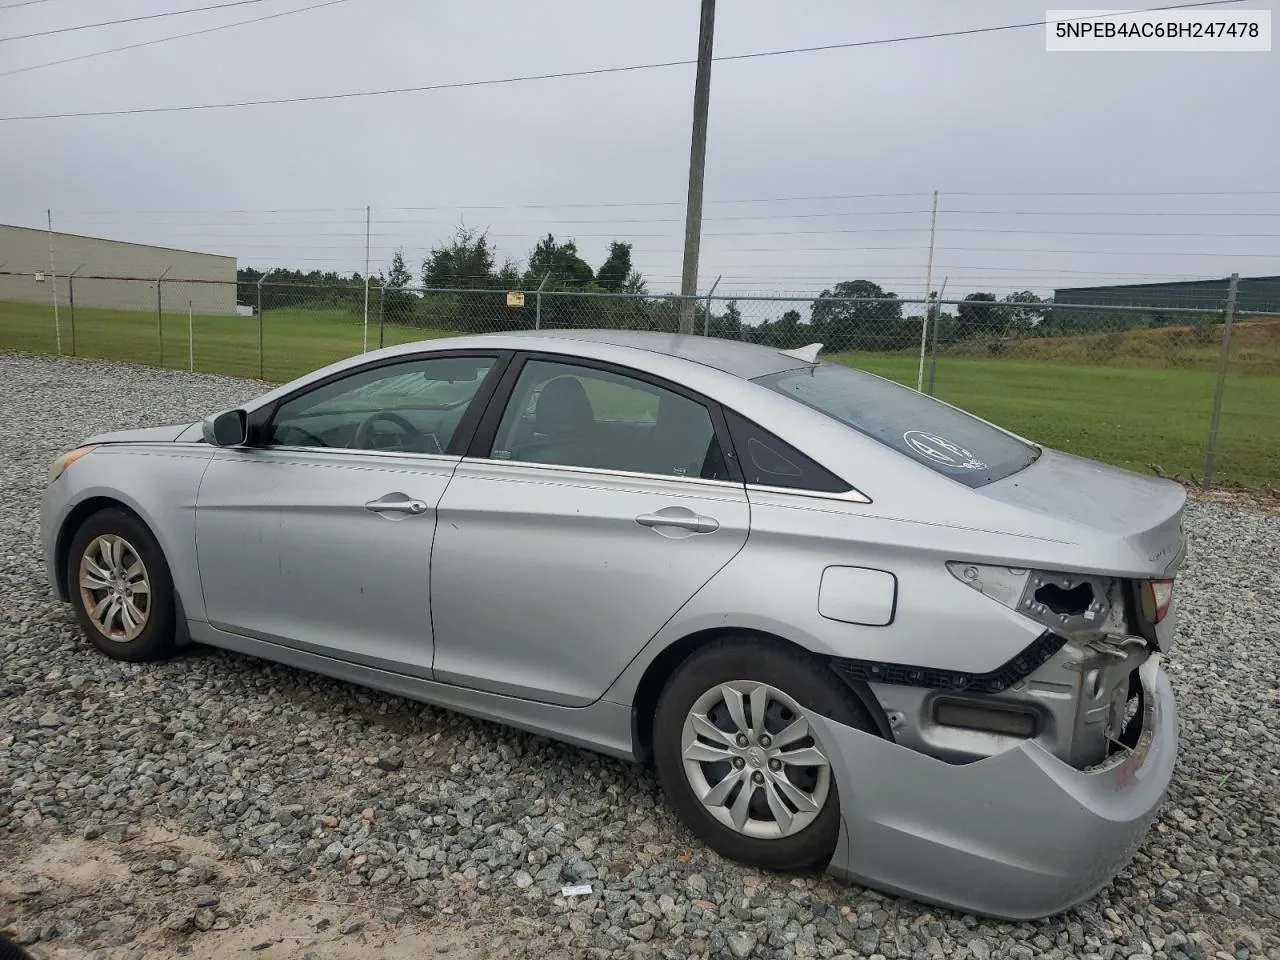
(488, 329, 812, 379)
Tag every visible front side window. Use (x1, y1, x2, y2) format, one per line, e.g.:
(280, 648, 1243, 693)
(268, 355, 496, 453)
(490, 359, 730, 480)
(756, 362, 1039, 487)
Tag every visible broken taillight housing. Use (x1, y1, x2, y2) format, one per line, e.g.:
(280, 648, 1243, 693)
(1141, 579, 1175, 623)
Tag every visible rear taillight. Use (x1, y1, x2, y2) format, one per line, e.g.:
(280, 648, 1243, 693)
(1141, 579, 1175, 623)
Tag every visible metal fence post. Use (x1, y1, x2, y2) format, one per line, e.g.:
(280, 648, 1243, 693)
(67, 265, 83, 357)
(257, 274, 267, 380)
(917, 191, 939, 391)
(378, 281, 387, 349)
(535, 272, 551, 330)
(47, 210, 62, 355)
(1202, 272, 1239, 489)
(362, 205, 371, 353)
(927, 278, 947, 395)
(916, 307, 930, 392)
(702, 276, 721, 337)
(156, 267, 172, 366)
(188, 300, 194, 372)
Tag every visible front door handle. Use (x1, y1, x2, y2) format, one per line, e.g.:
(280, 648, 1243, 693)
(365, 494, 429, 516)
(635, 509, 719, 534)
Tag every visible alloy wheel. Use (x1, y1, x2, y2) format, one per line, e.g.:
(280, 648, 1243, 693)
(680, 681, 831, 840)
(78, 534, 151, 642)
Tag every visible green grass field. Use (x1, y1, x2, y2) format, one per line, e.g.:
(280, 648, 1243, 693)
(828, 352, 1278, 488)
(0, 300, 451, 383)
(3, 299, 1277, 487)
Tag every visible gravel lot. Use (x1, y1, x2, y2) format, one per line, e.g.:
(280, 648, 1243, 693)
(1, 352, 1277, 960)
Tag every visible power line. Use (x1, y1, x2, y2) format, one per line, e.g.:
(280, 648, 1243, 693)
(50, 189, 1280, 215)
(936, 246, 1280, 258)
(942, 208, 1280, 215)
(0, 0, 1247, 120)
(82, 235, 1279, 256)
(946, 190, 1280, 197)
(0, 0, 352, 78)
(57, 223, 1280, 238)
(0, 0, 276, 43)
(41, 210, 1280, 230)
(0, 0, 65, 8)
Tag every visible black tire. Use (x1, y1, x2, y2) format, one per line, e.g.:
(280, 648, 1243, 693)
(66, 507, 177, 663)
(652, 636, 877, 872)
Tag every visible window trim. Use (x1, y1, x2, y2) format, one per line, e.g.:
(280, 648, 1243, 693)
(460, 457, 748, 490)
(246, 349, 514, 455)
(464, 350, 744, 485)
(250, 446, 464, 464)
(744, 482, 872, 505)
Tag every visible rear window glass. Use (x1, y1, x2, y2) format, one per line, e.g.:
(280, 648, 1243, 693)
(755, 363, 1039, 488)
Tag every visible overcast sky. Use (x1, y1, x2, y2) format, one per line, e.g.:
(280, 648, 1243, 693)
(2, 0, 1278, 299)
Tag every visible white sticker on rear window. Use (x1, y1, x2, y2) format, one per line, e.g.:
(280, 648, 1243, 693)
(903, 430, 988, 470)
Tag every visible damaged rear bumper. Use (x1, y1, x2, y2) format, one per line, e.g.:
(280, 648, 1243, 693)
(816, 655, 1178, 919)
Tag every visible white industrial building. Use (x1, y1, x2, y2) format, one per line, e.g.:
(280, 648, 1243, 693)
(0, 223, 237, 316)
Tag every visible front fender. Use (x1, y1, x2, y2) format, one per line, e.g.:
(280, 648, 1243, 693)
(41, 444, 214, 619)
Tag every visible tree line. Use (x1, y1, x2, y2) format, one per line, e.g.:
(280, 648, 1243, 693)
(236, 227, 1176, 353)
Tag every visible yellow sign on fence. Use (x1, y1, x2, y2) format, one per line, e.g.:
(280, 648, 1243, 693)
(506, 290, 525, 308)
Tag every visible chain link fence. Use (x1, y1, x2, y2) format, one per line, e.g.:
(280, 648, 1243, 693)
(2, 271, 1276, 491)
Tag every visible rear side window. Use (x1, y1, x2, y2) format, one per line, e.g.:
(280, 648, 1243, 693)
(755, 363, 1038, 488)
(723, 409, 851, 494)
(490, 358, 732, 481)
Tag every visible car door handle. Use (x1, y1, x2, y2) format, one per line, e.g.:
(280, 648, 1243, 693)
(365, 495, 429, 515)
(635, 510, 719, 534)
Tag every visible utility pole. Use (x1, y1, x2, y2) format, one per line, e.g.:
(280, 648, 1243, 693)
(678, 0, 716, 335)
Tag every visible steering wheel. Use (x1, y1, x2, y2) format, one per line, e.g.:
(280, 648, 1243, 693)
(351, 412, 439, 452)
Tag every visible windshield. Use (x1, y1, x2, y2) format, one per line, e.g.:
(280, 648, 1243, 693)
(756, 363, 1039, 487)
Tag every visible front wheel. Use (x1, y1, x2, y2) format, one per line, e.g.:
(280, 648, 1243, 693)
(652, 638, 876, 872)
(66, 507, 177, 662)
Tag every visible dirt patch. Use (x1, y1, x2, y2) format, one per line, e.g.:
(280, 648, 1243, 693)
(1186, 484, 1280, 515)
(1, 824, 492, 960)
(1, 837, 132, 901)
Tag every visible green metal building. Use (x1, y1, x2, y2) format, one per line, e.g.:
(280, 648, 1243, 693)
(1051, 275, 1280, 329)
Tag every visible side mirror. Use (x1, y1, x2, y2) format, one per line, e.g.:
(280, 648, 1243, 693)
(202, 409, 248, 446)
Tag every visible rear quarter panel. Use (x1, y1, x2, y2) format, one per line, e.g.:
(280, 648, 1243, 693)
(602, 489, 1057, 706)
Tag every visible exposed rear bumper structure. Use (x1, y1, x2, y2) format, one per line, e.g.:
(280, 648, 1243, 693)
(816, 655, 1177, 919)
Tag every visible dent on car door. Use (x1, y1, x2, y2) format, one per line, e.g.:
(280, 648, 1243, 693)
(194, 353, 504, 677)
(430, 356, 751, 707)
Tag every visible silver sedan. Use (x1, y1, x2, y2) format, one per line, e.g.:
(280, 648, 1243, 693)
(40, 330, 1185, 919)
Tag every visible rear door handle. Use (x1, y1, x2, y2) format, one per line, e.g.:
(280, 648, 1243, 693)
(635, 509, 719, 534)
(365, 494, 429, 515)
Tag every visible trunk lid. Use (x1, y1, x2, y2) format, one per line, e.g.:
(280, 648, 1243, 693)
(979, 446, 1187, 578)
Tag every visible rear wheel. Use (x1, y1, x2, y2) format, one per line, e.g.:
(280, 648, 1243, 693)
(652, 637, 877, 872)
(66, 508, 176, 662)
